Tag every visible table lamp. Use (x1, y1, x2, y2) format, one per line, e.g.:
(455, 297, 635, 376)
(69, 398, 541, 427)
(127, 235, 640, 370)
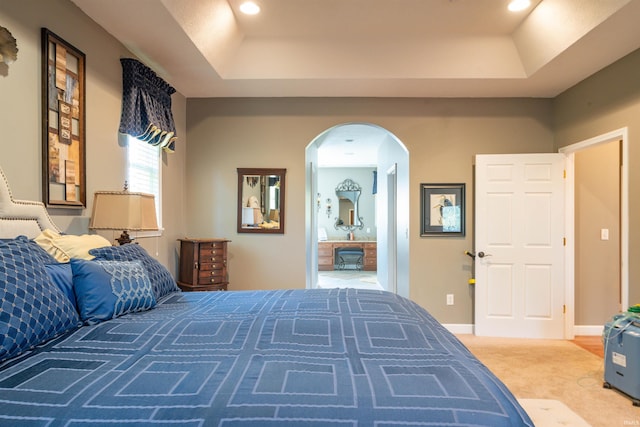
(89, 189, 158, 245)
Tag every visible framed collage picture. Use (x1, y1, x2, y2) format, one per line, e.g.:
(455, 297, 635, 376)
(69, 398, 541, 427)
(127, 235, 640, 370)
(41, 28, 86, 208)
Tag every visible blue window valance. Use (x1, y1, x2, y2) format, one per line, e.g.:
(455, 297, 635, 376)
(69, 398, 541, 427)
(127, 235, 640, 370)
(119, 58, 177, 152)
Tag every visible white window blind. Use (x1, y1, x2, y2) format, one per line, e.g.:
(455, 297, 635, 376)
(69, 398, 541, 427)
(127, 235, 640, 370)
(127, 136, 162, 231)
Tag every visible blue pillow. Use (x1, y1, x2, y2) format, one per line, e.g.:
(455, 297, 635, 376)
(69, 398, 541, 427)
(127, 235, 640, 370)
(0, 238, 80, 362)
(71, 259, 156, 325)
(89, 244, 179, 299)
(44, 263, 77, 311)
(16, 235, 59, 265)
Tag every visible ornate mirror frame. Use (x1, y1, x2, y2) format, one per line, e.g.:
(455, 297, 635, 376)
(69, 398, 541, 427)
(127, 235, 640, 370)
(237, 168, 286, 234)
(334, 178, 364, 231)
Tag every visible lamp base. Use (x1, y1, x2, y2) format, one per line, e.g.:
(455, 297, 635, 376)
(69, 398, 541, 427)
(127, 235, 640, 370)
(116, 230, 133, 245)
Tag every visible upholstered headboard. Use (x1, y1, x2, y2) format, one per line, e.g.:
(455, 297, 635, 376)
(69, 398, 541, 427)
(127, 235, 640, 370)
(0, 168, 61, 239)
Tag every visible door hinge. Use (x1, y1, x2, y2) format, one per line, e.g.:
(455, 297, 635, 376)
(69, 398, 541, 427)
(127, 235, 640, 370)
(563, 169, 566, 179)
(563, 237, 566, 246)
(563, 305, 566, 314)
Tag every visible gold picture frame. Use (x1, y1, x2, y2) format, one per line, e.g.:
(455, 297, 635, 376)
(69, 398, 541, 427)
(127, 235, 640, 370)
(41, 28, 86, 208)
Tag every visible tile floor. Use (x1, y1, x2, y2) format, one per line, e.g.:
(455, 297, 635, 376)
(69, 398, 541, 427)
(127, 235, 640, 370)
(317, 270, 383, 290)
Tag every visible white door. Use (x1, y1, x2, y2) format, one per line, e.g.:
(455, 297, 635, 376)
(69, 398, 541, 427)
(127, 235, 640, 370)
(475, 153, 565, 338)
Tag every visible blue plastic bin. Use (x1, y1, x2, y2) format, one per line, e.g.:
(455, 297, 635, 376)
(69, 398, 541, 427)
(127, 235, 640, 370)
(603, 314, 640, 405)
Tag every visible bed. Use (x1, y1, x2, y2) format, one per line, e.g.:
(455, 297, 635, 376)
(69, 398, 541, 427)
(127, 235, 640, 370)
(0, 168, 533, 426)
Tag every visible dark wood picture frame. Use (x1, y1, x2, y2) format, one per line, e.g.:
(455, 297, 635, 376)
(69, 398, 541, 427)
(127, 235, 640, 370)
(41, 28, 86, 208)
(420, 183, 465, 237)
(237, 168, 286, 234)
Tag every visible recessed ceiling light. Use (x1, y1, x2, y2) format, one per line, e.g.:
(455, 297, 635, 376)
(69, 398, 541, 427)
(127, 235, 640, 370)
(239, 1, 260, 15)
(508, 0, 531, 12)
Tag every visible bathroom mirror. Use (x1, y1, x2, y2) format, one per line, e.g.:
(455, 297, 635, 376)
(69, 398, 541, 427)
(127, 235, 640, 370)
(237, 168, 286, 234)
(334, 178, 363, 231)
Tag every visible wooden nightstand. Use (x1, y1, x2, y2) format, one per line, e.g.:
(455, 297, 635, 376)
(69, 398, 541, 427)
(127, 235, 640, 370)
(177, 238, 230, 291)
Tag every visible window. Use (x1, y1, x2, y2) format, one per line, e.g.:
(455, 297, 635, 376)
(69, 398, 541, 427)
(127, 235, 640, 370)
(127, 136, 162, 233)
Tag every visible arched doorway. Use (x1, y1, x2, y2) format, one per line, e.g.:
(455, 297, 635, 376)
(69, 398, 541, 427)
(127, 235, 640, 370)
(305, 123, 410, 296)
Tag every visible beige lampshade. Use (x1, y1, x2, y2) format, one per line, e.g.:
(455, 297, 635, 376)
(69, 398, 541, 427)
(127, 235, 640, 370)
(241, 207, 254, 225)
(89, 191, 158, 231)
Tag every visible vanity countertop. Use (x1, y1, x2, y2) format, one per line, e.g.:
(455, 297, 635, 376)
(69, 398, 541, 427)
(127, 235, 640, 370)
(320, 239, 376, 243)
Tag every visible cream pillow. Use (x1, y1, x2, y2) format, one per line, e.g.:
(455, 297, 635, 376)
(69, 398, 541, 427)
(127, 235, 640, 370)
(34, 229, 112, 263)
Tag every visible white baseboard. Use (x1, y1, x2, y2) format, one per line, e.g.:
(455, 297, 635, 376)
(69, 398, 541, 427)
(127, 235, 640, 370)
(443, 324, 603, 337)
(443, 324, 474, 334)
(573, 325, 604, 336)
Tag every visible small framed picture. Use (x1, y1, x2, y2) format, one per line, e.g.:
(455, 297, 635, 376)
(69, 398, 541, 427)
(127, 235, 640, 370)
(420, 183, 465, 237)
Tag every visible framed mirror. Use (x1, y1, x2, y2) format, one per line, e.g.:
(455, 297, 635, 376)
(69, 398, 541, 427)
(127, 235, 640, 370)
(334, 178, 364, 231)
(237, 168, 286, 234)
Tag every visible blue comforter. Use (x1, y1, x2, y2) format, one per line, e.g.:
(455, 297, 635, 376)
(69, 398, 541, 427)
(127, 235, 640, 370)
(0, 289, 532, 426)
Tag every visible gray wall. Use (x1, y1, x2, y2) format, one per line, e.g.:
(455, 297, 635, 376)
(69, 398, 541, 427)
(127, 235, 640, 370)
(0, 0, 188, 277)
(575, 141, 621, 324)
(186, 97, 554, 323)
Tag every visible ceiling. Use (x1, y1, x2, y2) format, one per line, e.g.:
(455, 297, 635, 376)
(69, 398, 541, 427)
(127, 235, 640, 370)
(70, 0, 640, 165)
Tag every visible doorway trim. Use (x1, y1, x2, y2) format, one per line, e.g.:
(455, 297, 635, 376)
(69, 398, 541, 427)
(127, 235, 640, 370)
(386, 163, 398, 294)
(560, 127, 628, 337)
(304, 122, 409, 293)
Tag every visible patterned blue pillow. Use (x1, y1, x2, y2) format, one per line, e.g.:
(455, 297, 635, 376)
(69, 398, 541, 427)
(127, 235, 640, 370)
(15, 235, 58, 265)
(71, 259, 157, 325)
(89, 244, 179, 299)
(0, 238, 80, 362)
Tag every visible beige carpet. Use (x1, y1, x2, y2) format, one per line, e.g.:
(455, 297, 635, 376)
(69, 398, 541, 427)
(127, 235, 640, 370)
(457, 335, 640, 427)
(518, 399, 590, 426)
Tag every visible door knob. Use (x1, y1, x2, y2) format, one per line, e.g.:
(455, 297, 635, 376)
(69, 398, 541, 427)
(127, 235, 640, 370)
(477, 251, 492, 258)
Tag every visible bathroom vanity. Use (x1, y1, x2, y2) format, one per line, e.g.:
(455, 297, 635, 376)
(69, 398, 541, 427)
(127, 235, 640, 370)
(318, 240, 377, 271)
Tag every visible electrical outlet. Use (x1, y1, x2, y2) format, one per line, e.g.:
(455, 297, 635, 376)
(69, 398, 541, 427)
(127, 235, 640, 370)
(446, 294, 454, 305)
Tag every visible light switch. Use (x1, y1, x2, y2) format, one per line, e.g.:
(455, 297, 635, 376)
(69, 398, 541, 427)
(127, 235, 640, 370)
(601, 228, 609, 240)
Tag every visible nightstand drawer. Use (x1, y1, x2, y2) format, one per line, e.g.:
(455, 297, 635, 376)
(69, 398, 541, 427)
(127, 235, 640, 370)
(199, 241, 225, 250)
(200, 247, 225, 257)
(199, 262, 225, 271)
(197, 274, 226, 284)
